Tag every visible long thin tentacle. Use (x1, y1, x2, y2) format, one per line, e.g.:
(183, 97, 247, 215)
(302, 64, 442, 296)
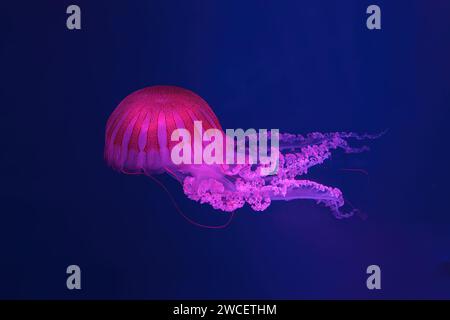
(148, 174, 235, 229)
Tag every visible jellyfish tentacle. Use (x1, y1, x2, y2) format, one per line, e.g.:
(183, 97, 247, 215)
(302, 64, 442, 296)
(180, 131, 380, 217)
(277, 131, 378, 152)
(183, 176, 246, 212)
(149, 174, 235, 228)
(265, 179, 356, 218)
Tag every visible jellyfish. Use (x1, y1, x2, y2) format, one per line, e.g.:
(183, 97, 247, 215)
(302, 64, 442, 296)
(105, 85, 380, 220)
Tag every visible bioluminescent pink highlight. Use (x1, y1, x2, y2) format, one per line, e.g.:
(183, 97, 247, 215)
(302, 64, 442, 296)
(105, 85, 379, 219)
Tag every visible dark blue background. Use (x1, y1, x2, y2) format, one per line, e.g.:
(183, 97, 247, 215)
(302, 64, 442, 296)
(1, 0, 450, 299)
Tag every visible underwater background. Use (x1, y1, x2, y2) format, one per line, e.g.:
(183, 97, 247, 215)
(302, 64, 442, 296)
(1, 0, 449, 298)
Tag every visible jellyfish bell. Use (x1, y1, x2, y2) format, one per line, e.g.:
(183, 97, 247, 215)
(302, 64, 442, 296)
(105, 85, 381, 220)
(105, 85, 223, 177)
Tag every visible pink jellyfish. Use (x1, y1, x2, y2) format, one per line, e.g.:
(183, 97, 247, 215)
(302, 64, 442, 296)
(105, 85, 379, 219)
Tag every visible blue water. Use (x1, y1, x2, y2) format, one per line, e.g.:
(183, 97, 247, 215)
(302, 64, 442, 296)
(1, 0, 449, 299)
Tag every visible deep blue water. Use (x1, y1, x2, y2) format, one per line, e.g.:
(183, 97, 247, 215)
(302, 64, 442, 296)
(1, 0, 450, 299)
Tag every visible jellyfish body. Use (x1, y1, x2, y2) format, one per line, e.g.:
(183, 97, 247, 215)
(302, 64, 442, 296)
(105, 85, 222, 176)
(105, 85, 378, 219)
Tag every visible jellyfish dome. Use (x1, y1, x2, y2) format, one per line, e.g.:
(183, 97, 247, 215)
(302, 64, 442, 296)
(105, 85, 380, 219)
(105, 85, 222, 175)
